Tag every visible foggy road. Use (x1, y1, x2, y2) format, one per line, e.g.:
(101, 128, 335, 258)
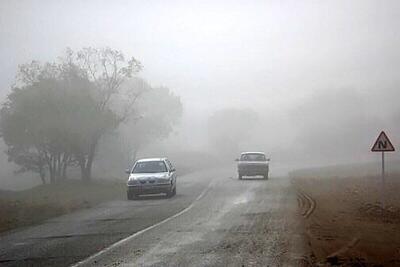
(0, 168, 306, 266)
(2, 1, 400, 266)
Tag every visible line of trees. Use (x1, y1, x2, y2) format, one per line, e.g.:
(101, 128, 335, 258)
(0, 47, 181, 184)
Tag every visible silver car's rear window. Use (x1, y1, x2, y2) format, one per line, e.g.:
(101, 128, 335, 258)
(240, 154, 266, 161)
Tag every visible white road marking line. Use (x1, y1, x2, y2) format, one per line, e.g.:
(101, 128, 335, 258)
(71, 182, 213, 267)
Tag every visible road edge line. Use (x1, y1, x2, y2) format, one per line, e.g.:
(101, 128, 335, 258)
(71, 183, 212, 267)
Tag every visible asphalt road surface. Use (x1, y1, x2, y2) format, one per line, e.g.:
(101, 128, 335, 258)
(0, 168, 307, 266)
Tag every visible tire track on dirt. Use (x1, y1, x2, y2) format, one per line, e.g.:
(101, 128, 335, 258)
(293, 180, 363, 266)
(295, 189, 316, 218)
(299, 191, 316, 218)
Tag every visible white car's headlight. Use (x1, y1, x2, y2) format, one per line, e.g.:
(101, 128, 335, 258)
(159, 174, 171, 181)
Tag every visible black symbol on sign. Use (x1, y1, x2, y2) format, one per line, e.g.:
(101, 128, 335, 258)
(378, 141, 387, 149)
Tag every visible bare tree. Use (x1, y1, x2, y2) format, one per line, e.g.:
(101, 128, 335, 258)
(71, 47, 143, 180)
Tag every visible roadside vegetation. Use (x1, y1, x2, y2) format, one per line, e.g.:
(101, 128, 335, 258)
(0, 47, 182, 185)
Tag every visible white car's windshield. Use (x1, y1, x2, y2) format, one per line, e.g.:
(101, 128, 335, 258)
(132, 161, 167, 173)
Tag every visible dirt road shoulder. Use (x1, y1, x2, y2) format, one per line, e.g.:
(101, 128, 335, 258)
(0, 180, 125, 233)
(293, 174, 400, 266)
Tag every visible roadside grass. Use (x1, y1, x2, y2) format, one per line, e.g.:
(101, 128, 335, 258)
(0, 179, 125, 233)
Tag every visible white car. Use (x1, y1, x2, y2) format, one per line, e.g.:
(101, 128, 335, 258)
(126, 158, 177, 199)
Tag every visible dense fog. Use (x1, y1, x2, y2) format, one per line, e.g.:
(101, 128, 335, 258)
(1, 0, 400, 189)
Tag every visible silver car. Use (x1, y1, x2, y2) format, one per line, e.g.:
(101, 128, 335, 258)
(126, 158, 177, 200)
(236, 152, 270, 180)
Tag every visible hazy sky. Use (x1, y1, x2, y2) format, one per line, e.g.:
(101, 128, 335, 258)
(2, 0, 400, 112)
(1, 0, 400, 170)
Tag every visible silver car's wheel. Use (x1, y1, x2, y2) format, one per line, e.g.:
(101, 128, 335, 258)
(172, 186, 176, 196)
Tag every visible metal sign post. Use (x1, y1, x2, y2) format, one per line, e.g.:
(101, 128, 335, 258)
(371, 131, 395, 209)
(381, 151, 385, 207)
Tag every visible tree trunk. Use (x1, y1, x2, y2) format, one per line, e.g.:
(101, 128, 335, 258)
(45, 154, 55, 184)
(62, 160, 68, 180)
(76, 135, 100, 182)
(82, 139, 98, 182)
(49, 164, 56, 184)
(52, 156, 57, 183)
(78, 155, 91, 182)
(39, 171, 46, 185)
(59, 153, 68, 180)
(38, 154, 46, 185)
(78, 156, 87, 181)
(55, 154, 60, 181)
(83, 166, 91, 182)
(82, 152, 94, 182)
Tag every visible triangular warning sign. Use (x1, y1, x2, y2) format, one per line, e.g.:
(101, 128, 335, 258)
(371, 131, 395, 152)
